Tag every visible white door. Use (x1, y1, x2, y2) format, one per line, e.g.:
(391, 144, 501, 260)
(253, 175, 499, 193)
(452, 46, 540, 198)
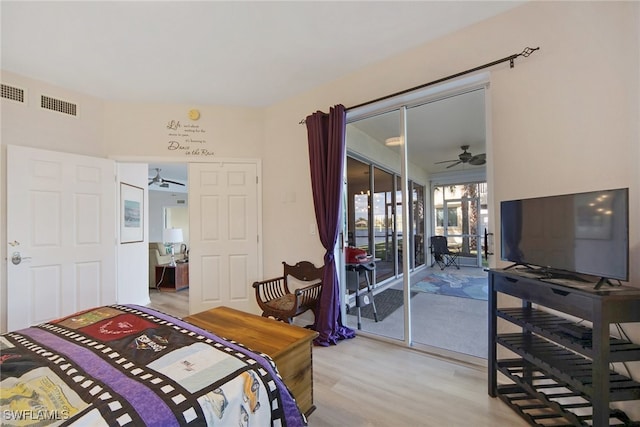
(7, 145, 116, 331)
(188, 162, 260, 314)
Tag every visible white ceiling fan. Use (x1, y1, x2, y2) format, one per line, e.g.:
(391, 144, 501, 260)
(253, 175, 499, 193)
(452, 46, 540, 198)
(148, 168, 185, 188)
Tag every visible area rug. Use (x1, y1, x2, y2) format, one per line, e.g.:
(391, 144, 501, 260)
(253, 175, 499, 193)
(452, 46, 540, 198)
(411, 270, 488, 301)
(348, 288, 416, 321)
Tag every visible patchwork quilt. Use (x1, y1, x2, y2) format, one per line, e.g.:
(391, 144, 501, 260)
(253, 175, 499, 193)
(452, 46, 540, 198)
(0, 305, 307, 426)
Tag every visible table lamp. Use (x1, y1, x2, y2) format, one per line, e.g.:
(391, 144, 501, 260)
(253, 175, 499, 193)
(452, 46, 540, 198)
(162, 228, 183, 266)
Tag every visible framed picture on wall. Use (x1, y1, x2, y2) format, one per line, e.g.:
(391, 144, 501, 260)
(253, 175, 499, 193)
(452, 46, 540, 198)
(120, 182, 144, 243)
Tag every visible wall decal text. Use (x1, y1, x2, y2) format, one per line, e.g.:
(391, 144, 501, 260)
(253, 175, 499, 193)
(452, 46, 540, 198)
(165, 119, 214, 156)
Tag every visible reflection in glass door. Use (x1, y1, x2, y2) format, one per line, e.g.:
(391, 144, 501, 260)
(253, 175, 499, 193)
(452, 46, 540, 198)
(374, 167, 396, 282)
(346, 157, 371, 253)
(344, 108, 406, 340)
(411, 182, 425, 269)
(345, 157, 399, 283)
(345, 155, 407, 339)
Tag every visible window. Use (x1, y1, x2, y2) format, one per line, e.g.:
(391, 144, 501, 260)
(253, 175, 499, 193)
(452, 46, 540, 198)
(436, 207, 458, 227)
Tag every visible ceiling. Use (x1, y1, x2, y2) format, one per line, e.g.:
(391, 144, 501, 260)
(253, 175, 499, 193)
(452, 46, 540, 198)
(2, 1, 522, 185)
(1, 1, 522, 107)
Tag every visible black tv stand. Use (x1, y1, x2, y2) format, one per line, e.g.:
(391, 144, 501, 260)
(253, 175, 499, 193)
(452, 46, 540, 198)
(489, 268, 640, 426)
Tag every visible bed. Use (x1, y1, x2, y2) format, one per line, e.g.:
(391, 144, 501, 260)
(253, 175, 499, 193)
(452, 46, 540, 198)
(0, 304, 307, 426)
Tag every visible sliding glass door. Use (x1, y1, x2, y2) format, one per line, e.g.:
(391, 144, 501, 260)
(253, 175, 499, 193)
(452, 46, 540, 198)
(344, 109, 407, 340)
(344, 76, 489, 357)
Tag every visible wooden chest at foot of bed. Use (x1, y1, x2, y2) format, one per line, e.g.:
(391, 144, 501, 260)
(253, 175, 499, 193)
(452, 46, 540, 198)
(184, 306, 318, 416)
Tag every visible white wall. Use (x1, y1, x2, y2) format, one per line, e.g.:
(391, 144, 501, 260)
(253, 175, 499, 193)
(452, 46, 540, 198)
(116, 163, 150, 306)
(148, 190, 189, 243)
(0, 71, 108, 157)
(104, 102, 265, 159)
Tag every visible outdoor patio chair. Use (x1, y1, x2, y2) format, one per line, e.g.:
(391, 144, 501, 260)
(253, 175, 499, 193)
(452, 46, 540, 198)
(430, 236, 460, 270)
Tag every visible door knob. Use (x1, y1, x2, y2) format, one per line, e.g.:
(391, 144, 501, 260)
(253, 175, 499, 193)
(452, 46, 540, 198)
(11, 252, 31, 265)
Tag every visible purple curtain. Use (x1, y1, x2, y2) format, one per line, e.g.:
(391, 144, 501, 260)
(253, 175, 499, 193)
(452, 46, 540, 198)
(305, 104, 355, 346)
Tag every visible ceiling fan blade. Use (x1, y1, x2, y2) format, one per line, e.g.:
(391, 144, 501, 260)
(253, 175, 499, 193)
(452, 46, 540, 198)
(148, 181, 154, 186)
(446, 161, 463, 169)
(435, 159, 459, 164)
(163, 179, 185, 186)
(469, 153, 486, 165)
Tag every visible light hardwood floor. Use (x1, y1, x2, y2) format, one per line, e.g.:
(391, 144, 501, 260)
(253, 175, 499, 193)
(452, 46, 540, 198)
(147, 288, 189, 317)
(309, 336, 527, 427)
(147, 290, 527, 426)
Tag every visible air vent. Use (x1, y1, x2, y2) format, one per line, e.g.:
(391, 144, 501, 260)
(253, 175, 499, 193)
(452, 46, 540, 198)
(41, 95, 77, 117)
(1, 83, 25, 103)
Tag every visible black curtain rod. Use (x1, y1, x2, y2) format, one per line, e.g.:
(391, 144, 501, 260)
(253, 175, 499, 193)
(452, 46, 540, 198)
(347, 46, 539, 111)
(299, 46, 539, 124)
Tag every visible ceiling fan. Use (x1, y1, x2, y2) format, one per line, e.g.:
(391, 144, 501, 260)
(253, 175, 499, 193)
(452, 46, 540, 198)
(435, 145, 486, 169)
(148, 168, 185, 188)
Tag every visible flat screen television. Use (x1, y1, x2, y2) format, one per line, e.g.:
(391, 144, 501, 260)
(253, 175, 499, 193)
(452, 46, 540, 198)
(500, 188, 629, 284)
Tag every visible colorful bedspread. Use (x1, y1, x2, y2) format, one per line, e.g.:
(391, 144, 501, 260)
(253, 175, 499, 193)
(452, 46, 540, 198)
(0, 305, 307, 426)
